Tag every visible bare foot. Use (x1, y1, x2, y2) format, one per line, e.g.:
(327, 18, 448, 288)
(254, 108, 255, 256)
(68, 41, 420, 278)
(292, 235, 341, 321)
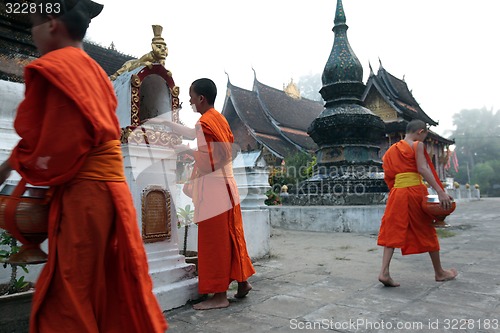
(193, 293, 229, 310)
(378, 274, 400, 287)
(234, 281, 252, 299)
(435, 268, 458, 282)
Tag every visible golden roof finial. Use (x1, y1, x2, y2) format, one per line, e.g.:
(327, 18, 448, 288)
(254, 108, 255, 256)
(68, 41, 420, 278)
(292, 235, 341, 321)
(152, 25, 166, 45)
(284, 78, 301, 99)
(110, 24, 168, 81)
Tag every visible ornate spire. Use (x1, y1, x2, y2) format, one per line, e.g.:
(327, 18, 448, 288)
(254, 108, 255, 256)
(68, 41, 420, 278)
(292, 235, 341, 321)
(320, 0, 364, 107)
(284, 78, 301, 99)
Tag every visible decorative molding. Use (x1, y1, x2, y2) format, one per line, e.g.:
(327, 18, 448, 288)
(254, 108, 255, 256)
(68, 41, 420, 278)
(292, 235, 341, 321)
(131, 64, 180, 125)
(121, 64, 183, 146)
(120, 126, 182, 147)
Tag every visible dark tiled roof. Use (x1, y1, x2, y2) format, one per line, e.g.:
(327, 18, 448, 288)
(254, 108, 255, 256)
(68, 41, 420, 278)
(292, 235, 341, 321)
(222, 82, 296, 158)
(363, 66, 438, 126)
(254, 80, 323, 131)
(384, 121, 454, 145)
(254, 133, 294, 158)
(222, 79, 323, 158)
(227, 83, 279, 136)
(0, 7, 135, 80)
(253, 80, 322, 152)
(279, 127, 318, 151)
(427, 130, 454, 145)
(83, 41, 135, 76)
(0, 5, 38, 82)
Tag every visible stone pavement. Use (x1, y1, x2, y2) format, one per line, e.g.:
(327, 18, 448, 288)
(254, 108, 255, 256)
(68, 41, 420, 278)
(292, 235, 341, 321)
(164, 198, 500, 333)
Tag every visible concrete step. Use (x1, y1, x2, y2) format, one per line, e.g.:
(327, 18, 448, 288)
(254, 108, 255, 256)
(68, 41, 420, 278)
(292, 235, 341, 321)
(149, 262, 197, 285)
(154, 278, 199, 311)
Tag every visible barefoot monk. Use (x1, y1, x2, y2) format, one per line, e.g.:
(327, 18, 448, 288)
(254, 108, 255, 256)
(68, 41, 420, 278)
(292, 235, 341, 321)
(377, 120, 458, 287)
(152, 78, 255, 310)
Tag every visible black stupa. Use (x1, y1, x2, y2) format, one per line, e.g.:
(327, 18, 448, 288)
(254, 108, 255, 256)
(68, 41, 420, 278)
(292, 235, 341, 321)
(283, 0, 388, 205)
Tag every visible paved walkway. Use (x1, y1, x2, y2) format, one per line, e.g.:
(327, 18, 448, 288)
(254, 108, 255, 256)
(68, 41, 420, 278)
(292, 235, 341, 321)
(165, 198, 500, 332)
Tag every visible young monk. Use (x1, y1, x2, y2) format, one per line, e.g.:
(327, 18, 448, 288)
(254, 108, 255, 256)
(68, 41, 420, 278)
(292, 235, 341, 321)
(0, 1, 167, 331)
(377, 119, 458, 287)
(150, 78, 255, 310)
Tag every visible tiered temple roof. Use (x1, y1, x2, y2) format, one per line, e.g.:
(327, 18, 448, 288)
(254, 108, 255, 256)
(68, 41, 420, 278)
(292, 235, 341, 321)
(222, 77, 323, 159)
(253, 80, 322, 151)
(225, 64, 454, 163)
(363, 63, 454, 145)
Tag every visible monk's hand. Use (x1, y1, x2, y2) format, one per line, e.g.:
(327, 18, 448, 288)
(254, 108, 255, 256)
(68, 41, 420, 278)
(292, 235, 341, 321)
(173, 144, 194, 156)
(438, 191, 452, 210)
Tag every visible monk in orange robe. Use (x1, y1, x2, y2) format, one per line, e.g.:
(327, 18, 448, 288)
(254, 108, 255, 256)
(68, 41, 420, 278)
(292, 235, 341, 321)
(0, 1, 167, 332)
(155, 78, 255, 310)
(377, 119, 457, 287)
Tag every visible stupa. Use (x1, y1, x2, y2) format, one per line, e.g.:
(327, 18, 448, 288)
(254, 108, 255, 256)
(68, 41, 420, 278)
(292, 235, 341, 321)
(283, 0, 388, 206)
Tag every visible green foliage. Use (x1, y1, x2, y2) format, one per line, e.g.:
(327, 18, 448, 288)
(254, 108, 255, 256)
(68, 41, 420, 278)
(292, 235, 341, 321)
(0, 231, 20, 268)
(176, 204, 194, 228)
(266, 152, 315, 205)
(176, 205, 194, 256)
(269, 152, 315, 187)
(10, 276, 29, 293)
(473, 163, 494, 188)
(0, 231, 30, 294)
(264, 189, 281, 206)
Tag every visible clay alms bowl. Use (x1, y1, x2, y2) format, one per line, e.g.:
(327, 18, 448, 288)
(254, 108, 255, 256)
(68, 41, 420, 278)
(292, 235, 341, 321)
(0, 183, 50, 264)
(422, 195, 456, 228)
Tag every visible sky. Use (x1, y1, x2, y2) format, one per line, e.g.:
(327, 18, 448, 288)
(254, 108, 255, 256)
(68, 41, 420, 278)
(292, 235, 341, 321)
(86, 0, 500, 138)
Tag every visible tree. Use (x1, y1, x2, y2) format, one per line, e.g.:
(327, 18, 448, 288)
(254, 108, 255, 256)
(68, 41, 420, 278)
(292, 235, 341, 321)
(0, 231, 29, 295)
(450, 108, 500, 196)
(451, 108, 500, 167)
(472, 163, 494, 189)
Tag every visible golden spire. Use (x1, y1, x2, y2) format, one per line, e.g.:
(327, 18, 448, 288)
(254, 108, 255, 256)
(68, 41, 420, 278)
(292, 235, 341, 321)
(152, 25, 166, 45)
(284, 78, 301, 99)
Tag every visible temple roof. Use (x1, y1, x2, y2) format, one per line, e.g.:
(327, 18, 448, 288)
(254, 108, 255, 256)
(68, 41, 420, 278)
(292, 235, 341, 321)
(384, 121, 454, 145)
(222, 82, 296, 158)
(228, 83, 279, 136)
(0, 7, 134, 82)
(253, 79, 323, 151)
(363, 64, 438, 126)
(222, 77, 324, 158)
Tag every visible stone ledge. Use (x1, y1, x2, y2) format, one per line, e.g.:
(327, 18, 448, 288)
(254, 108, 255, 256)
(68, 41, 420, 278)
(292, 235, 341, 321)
(268, 205, 385, 233)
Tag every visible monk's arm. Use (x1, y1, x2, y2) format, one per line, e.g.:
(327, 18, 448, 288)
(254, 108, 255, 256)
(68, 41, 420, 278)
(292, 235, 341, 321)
(192, 125, 231, 174)
(0, 159, 12, 185)
(10, 77, 93, 185)
(146, 118, 196, 140)
(415, 142, 452, 207)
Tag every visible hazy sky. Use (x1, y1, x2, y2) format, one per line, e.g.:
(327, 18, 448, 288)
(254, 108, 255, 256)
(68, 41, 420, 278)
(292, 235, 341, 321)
(86, 0, 500, 137)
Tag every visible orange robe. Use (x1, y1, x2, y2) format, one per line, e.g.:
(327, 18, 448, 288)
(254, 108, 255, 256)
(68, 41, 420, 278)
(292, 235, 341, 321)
(9, 47, 167, 332)
(192, 108, 255, 294)
(377, 140, 439, 255)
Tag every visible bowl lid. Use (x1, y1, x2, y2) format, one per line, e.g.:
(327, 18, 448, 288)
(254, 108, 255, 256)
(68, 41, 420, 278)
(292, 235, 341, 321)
(0, 184, 49, 198)
(425, 195, 440, 203)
